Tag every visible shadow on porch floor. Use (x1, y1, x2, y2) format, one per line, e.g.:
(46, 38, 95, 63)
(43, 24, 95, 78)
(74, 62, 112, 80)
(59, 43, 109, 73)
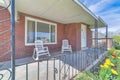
(0, 48, 107, 80)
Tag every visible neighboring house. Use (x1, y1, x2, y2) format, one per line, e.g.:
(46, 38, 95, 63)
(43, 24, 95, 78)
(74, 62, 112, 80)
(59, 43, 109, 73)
(102, 38, 113, 49)
(0, 0, 106, 61)
(92, 31, 113, 49)
(93, 38, 113, 49)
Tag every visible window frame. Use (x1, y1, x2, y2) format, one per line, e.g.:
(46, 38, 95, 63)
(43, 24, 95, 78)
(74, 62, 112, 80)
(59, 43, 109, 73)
(25, 17, 57, 46)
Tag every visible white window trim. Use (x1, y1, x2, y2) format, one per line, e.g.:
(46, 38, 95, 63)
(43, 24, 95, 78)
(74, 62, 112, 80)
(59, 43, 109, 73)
(81, 24, 87, 49)
(25, 17, 57, 46)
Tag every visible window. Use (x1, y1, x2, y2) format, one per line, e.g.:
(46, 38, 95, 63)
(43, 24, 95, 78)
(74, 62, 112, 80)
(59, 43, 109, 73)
(27, 20, 35, 43)
(25, 17, 57, 45)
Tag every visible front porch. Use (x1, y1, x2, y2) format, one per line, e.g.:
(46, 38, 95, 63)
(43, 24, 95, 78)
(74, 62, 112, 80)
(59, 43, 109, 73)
(0, 0, 108, 80)
(0, 48, 107, 80)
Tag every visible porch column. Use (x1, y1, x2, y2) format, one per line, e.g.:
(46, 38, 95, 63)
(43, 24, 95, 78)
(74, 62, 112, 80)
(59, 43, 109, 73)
(94, 19, 98, 58)
(106, 25, 108, 50)
(11, 0, 15, 80)
(94, 19, 98, 49)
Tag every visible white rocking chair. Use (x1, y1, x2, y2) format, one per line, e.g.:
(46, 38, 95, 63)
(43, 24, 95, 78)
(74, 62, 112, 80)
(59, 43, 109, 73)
(32, 40, 50, 60)
(61, 39, 72, 53)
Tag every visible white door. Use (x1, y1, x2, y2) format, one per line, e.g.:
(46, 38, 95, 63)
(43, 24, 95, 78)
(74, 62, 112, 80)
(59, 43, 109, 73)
(81, 24, 87, 49)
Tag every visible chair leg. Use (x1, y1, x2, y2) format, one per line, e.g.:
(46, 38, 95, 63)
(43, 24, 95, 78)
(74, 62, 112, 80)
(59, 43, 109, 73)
(35, 53, 39, 60)
(48, 54, 51, 56)
(48, 52, 51, 56)
(61, 48, 64, 53)
(33, 49, 39, 60)
(32, 49, 36, 60)
(70, 50, 72, 53)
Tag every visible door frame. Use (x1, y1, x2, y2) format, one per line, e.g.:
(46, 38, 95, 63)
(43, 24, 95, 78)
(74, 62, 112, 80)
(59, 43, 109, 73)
(81, 24, 87, 49)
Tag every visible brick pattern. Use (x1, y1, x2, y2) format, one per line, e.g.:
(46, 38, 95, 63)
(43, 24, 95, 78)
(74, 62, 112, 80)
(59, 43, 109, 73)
(0, 9, 93, 61)
(0, 6, 11, 61)
(65, 23, 92, 51)
(101, 38, 112, 48)
(14, 13, 65, 59)
(86, 26, 92, 48)
(65, 23, 81, 51)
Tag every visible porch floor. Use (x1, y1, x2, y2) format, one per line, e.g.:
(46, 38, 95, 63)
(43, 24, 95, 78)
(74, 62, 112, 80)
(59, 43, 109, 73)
(0, 48, 106, 80)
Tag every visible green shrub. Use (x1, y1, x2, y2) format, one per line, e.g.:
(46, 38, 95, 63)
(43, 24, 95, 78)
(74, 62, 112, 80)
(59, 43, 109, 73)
(108, 47, 115, 54)
(113, 36, 120, 50)
(115, 46, 120, 50)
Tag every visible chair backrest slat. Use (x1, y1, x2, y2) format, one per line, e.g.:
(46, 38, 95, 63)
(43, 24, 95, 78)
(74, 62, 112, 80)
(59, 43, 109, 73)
(62, 39, 69, 47)
(35, 40, 44, 50)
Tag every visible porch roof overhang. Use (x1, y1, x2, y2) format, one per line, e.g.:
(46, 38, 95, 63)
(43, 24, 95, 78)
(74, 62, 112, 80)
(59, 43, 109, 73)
(1, 0, 107, 28)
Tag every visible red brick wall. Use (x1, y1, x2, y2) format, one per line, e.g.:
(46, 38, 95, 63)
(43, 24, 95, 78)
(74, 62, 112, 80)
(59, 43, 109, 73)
(15, 13, 65, 59)
(0, 8, 92, 61)
(92, 38, 113, 49)
(65, 23, 81, 51)
(107, 39, 112, 48)
(15, 14, 34, 59)
(0, 6, 11, 61)
(101, 38, 112, 48)
(86, 26, 92, 48)
(65, 23, 92, 51)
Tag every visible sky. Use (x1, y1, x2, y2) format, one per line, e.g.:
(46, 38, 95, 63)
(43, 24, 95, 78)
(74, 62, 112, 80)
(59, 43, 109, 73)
(80, 0, 120, 32)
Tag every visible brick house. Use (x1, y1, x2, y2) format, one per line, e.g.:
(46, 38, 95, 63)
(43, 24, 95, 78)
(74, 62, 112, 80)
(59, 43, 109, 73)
(0, 0, 106, 61)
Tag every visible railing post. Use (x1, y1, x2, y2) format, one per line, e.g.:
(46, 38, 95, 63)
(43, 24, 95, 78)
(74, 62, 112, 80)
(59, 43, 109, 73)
(46, 60, 48, 80)
(68, 55, 70, 80)
(53, 58, 56, 80)
(11, 0, 15, 80)
(38, 62, 40, 80)
(94, 19, 98, 59)
(26, 64, 28, 80)
(106, 25, 108, 50)
(59, 56, 61, 80)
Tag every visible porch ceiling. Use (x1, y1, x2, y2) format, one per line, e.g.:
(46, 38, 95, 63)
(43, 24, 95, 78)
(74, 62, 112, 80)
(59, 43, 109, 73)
(4, 0, 106, 27)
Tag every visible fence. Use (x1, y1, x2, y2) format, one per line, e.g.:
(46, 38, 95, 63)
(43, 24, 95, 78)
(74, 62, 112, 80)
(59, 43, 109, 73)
(14, 48, 106, 80)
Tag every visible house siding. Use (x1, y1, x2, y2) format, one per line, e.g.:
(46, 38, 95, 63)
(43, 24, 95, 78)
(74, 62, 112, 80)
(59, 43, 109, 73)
(64, 23, 92, 51)
(86, 25, 92, 48)
(92, 38, 113, 49)
(0, 9, 92, 61)
(65, 23, 81, 51)
(101, 38, 113, 48)
(15, 13, 65, 59)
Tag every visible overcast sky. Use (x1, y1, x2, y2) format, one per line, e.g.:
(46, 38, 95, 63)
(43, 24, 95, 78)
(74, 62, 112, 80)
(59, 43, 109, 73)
(80, 0, 120, 32)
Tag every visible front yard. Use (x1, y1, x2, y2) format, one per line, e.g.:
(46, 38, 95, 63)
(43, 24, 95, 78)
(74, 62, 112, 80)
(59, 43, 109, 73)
(76, 48, 120, 80)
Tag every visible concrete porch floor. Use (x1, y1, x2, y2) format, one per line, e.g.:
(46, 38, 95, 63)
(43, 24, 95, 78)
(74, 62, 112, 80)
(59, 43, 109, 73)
(0, 48, 106, 80)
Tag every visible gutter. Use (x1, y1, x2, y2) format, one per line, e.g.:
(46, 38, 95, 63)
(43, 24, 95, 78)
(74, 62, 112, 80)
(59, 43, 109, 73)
(98, 16, 108, 27)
